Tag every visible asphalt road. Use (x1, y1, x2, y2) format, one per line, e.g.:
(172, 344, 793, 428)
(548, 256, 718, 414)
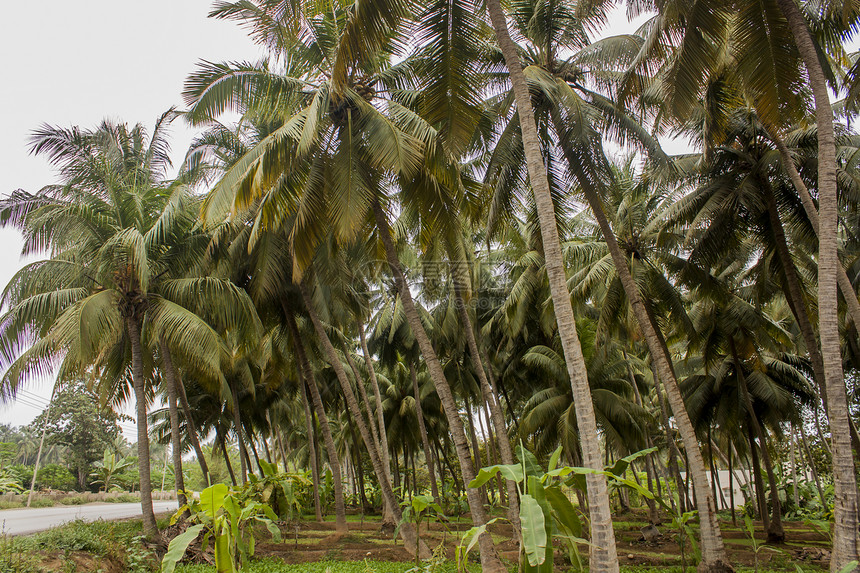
(0, 500, 179, 535)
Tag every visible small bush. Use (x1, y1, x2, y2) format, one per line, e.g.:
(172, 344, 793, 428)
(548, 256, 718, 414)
(0, 500, 23, 510)
(104, 493, 138, 503)
(28, 497, 55, 508)
(60, 495, 87, 505)
(25, 519, 143, 557)
(36, 464, 76, 491)
(0, 531, 41, 573)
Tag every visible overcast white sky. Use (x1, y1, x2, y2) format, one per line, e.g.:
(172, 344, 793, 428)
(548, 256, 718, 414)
(0, 1, 653, 437)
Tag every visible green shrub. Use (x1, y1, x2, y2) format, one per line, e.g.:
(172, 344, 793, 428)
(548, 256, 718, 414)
(0, 500, 23, 510)
(104, 493, 138, 503)
(25, 519, 142, 557)
(36, 464, 76, 491)
(60, 495, 87, 505)
(28, 497, 55, 508)
(0, 531, 41, 573)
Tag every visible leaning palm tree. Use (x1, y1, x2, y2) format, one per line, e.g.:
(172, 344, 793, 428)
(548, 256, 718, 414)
(480, 0, 622, 567)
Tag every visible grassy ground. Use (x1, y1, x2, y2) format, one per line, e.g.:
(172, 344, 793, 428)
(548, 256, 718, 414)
(0, 510, 833, 572)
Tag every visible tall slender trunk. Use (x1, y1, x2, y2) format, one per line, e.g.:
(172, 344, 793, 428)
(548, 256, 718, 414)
(160, 340, 187, 509)
(284, 309, 347, 533)
(731, 339, 784, 542)
(653, 367, 687, 513)
(409, 361, 440, 503)
(623, 352, 660, 524)
(176, 380, 210, 485)
(790, 433, 799, 511)
(300, 380, 323, 521)
(249, 436, 265, 476)
(729, 446, 736, 526)
(217, 429, 237, 486)
(800, 423, 829, 510)
(371, 199, 504, 571)
(748, 427, 770, 532)
(760, 178, 828, 395)
(127, 315, 158, 539)
(230, 382, 248, 484)
(344, 346, 385, 468)
(553, 113, 730, 570)
(358, 323, 397, 528)
(775, 0, 860, 567)
(27, 384, 57, 508)
(452, 277, 521, 534)
(299, 282, 428, 557)
(769, 130, 860, 330)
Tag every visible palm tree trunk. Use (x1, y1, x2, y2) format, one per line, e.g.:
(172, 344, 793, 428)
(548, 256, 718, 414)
(484, 5, 622, 566)
(27, 384, 57, 508)
(652, 365, 687, 513)
(452, 277, 521, 534)
(775, 0, 860, 567)
(760, 176, 828, 393)
(730, 342, 784, 543)
(800, 423, 828, 509)
(748, 427, 770, 532)
(160, 339, 187, 509)
(409, 361, 440, 503)
(344, 346, 386, 469)
(127, 315, 158, 539)
(176, 380, 210, 485)
(358, 323, 396, 527)
(624, 355, 660, 524)
(248, 436, 265, 476)
(300, 381, 323, 522)
(298, 282, 429, 557)
(217, 428, 237, 487)
(284, 309, 347, 533)
(230, 383, 248, 484)
(769, 130, 860, 330)
(553, 114, 730, 570)
(729, 445, 736, 525)
(371, 198, 504, 571)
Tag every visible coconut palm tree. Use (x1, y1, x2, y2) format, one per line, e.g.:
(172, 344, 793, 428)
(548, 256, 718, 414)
(0, 115, 250, 538)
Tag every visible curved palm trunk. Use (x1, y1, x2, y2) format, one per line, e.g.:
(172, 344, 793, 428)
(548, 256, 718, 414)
(284, 310, 347, 533)
(372, 199, 505, 572)
(623, 353, 660, 525)
(775, 2, 860, 567)
(409, 361, 440, 503)
(358, 323, 397, 528)
(484, 6, 618, 567)
(176, 380, 210, 486)
(344, 347, 386, 468)
(770, 131, 860, 329)
(731, 339, 784, 543)
(747, 428, 769, 530)
(298, 284, 429, 557)
(127, 315, 158, 539)
(217, 428, 238, 487)
(300, 381, 324, 521)
(553, 115, 730, 570)
(452, 277, 521, 535)
(160, 340, 187, 509)
(358, 322, 397, 531)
